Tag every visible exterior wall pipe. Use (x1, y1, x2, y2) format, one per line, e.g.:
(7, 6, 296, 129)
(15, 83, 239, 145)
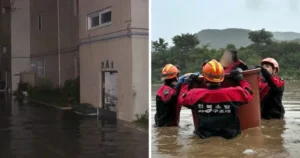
(57, 0, 61, 86)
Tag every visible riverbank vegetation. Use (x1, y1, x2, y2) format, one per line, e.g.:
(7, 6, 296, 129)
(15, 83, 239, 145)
(152, 29, 300, 83)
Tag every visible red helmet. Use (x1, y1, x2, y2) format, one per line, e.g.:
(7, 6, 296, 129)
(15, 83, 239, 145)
(261, 58, 279, 73)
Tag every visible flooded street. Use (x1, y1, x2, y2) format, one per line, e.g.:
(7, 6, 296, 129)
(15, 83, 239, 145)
(0, 95, 148, 158)
(151, 81, 300, 158)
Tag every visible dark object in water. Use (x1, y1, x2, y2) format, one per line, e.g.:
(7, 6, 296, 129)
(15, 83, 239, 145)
(191, 68, 261, 130)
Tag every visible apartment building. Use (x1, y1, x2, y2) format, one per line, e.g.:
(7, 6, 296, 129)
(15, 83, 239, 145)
(79, 0, 149, 122)
(29, 0, 79, 86)
(0, 0, 11, 91)
(10, 0, 79, 92)
(6, 0, 148, 122)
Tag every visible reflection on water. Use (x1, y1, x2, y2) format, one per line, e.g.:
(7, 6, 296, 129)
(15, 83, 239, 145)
(0, 94, 148, 158)
(151, 81, 300, 158)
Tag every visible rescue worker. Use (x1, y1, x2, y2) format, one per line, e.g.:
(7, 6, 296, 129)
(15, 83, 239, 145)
(155, 64, 181, 127)
(177, 59, 254, 139)
(220, 50, 248, 73)
(257, 58, 285, 119)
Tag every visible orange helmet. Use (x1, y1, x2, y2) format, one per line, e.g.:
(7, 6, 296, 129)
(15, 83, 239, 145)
(202, 59, 224, 83)
(161, 64, 179, 80)
(261, 58, 279, 73)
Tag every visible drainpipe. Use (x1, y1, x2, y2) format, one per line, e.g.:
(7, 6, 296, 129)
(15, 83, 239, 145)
(0, 72, 8, 92)
(57, 0, 61, 86)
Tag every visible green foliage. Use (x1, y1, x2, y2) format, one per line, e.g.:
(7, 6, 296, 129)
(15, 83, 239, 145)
(14, 82, 30, 101)
(248, 29, 273, 45)
(61, 77, 80, 105)
(172, 33, 200, 51)
(27, 77, 80, 107)
(152, 29, 300, 83)
(133, 110, 149, 129)
(226, 44, 236, 50)
(152, 38, 168, 52)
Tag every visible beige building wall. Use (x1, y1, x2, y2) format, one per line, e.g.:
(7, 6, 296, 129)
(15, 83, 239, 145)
(57, 0, 79, 82)
(10, 0, 31, 91)
(30, 0, 79, 86)
(131, 37, 149, 116)
(80, 37, 133, 121)
(131, 0, 149, 116)
(79, 0, 148, 122)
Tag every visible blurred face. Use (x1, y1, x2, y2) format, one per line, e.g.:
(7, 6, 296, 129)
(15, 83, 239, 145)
(220, 51, 233, 67)
(262, 63, 275, 75)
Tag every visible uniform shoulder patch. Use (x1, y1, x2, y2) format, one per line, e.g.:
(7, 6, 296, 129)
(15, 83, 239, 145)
(163, 89, 170, 96)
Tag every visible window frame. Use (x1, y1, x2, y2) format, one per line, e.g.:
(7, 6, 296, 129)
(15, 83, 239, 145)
(31, 60, 37, 73)
(87, 8, 112, 30)
(37, 59, 45, 77)
(38, 14, 43, 30)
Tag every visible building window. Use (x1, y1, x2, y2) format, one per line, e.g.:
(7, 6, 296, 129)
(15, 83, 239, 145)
(38, 14, 43, 30)
(73, 0, 78, 16)
(31, 60, 37, 72)
(74, 56, 80, 77)
(37, 59, 45, 77)
(87, 8, 112, 30)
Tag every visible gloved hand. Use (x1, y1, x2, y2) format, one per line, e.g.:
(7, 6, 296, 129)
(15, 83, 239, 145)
(178, 72, 200, 84)
(230, 69, 244, 82)
(260, 66, 271, 79)
(186, 73, 199, 84)
(178, 75, 186, 84)
(187, 74, 199, 90)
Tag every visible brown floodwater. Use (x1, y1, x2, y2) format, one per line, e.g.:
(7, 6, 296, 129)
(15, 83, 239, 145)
(0, 94, 148, 158)
(151, 81, 300, 158)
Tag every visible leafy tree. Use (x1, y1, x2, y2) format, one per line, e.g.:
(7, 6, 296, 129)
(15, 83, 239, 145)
(226, 44, 236, 50)
(248, 29, 273, 45)
(172, 33, 200, 51)
(152, 38, 168, 53)
(152, 29, 300, 83)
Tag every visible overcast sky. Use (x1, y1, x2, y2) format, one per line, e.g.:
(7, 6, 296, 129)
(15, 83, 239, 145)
(151, 0, 300, 44)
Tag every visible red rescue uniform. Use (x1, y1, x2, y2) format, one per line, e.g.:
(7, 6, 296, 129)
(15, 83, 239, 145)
(155, 84, 181, 127)
(178, 80, 254, 139)
(259, 73, 285, 119)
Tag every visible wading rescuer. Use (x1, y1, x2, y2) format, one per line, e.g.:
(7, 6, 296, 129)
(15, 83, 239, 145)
(257, 58, 285, 119)
(220, 50, 248, 73)
(177, 59, 254, 139)
(155, 64, 181, 127)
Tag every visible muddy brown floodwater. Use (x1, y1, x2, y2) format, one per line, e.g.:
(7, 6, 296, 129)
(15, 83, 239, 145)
(151, 81, 300, 158)
(0, 94, 148, 158)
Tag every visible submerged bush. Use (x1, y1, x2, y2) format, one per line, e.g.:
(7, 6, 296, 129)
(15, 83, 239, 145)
(25, 77, 80, 107)
(133, 109, 149, 129)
